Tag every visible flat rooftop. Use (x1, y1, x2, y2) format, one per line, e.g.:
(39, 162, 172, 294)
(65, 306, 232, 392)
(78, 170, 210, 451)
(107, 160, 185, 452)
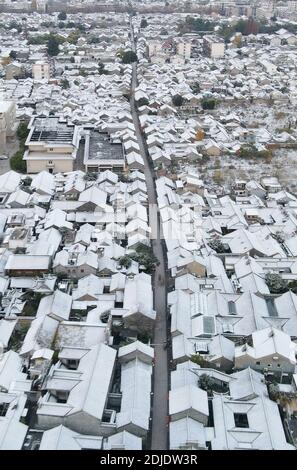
(87, 130, 123, 162)
(30, 117, 74, 144)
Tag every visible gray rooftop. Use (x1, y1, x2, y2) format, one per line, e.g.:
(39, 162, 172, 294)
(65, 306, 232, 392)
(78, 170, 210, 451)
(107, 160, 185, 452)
(87, 131, 123, 162)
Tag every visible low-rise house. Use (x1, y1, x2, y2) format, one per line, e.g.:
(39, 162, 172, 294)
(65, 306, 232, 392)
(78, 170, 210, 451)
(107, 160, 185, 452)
(0, 351, 27, 392)
(169, 385, 209, 424)
(117, 342, 154, 437)
(5, 254, 51, 277)
(0, 171, 21, 195)
(36, 290, 72, 322)
(122, 273, 156, 333)
(211, 377, 294, 450)
(31, 171, 55, 196)
(37, 344, 117, 435)
(169, 364, 294, 450)
(39, 425, 142, 450)
(53, 249, 98, 279)
(72, 274, 104, 301)
(20, 315, 60, 358)
(0, 392, 28, 450)
(235, 327, 297, 375)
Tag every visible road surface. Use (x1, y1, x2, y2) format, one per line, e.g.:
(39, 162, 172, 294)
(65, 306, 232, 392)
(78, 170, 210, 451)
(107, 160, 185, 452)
(130, 19, 169, 450)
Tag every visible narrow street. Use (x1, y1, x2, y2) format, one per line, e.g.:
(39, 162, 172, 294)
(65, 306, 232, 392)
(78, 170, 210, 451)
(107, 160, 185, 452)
(129, 19, 169, 450)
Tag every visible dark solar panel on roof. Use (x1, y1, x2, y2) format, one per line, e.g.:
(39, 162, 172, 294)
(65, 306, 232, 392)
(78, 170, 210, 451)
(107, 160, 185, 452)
(30, 117, 74, 144)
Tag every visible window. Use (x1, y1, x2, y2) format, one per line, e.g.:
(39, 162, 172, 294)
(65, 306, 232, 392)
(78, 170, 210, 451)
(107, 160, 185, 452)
(80, 269, 84, 273)
(256, 361, 260, 365)
(234, 413, 249, 428)
(0, 402, 9, 417)
(228, 301, 237, 315)
(48, 160, 53, 164)
(67, 359, 79, 370)
(56, 391, 69, 403)
(103, 285, 110, 294)
(49, 148, 54, 152)
(115, 301, 123, 308)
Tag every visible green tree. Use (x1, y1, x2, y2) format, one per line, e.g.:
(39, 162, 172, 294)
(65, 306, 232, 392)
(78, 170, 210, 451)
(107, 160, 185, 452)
(178, 16, 214, 34)
(120, 50, 138, 64)
(160, 27, 168, 35)
(140, 18, 148, 28)
(8, 21, 22, 33)
(10, 149, 26, 173)
(83, 172, 97, 181)
(65, 21, 76, 28)
(10, 122, 30, 173)
(89, 36, 100, 44)
(21, 176, 32, 187)
(67, 30, 80, 45)
(201, 97, 216, 110)
(119, 256, 132, 269)
(41, 21, 53, 28)
(130, 245, 160, 274)
(17, 122, 30, 142)
(98, 62, 108, 75)
(288, 280, 297, 294)
(58, 11, 67, 21)
(119, 246, 160, 274)
(137, 97, 149, 107)
(77, 24, 86, 32)
(61, 78, 70, 89)
(9, 50, 17, 60)
(191, 81, 200, 94)
(198, 374, 217, 395)
(265, 273, 288, 294)
(190, 354, 208, 367)
(208, 239, 225, 253)
(172, 94, 184, 107)
(47, 35, 60, 56)
(239, 145, 272, 162)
